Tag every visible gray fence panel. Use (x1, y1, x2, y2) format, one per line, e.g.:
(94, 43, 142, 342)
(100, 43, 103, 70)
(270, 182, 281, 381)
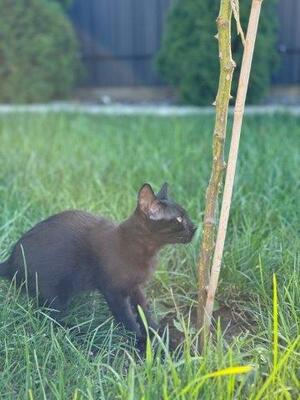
(274, 0, 300, 84)
(69, 0, 299, 87)
(69, 0, 171, 86)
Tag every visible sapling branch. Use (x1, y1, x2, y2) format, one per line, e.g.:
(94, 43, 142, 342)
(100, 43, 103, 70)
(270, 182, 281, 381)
(197, 0, 235, 347)
(204, 0, 263, 332)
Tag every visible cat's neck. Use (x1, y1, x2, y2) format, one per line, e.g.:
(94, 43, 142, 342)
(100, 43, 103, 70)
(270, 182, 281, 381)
(118, 211, 162, 260)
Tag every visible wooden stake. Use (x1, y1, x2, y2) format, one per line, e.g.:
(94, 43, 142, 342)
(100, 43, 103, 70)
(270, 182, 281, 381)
(197, 0, 235, 347)
(204, 0, 263, 331)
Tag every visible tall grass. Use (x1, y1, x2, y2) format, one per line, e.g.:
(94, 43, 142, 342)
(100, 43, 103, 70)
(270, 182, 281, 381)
(0, 113, 299, 399)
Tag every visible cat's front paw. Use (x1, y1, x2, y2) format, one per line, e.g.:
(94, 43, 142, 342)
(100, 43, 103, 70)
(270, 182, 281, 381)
(148, 319, 159, 333)
(135, 334, 147, 353)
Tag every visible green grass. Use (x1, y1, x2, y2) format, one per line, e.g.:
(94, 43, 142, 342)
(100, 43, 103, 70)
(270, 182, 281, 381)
(0, 112, 299, 399)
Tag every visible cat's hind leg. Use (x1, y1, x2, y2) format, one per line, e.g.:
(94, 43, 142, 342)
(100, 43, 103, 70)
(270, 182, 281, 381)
(39, 295, 70, 326)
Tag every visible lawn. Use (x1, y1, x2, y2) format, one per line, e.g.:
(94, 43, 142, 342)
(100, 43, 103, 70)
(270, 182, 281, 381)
(0, 112, 299, 399)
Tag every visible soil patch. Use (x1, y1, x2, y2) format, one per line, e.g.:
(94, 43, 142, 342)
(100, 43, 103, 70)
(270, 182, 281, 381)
(159, 301, 256, 349)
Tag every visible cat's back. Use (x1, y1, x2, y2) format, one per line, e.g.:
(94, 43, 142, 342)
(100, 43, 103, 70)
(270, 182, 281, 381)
(24, 209, 107, 237)
(11, 209, 114, 258)
(42, 209, 105, 230)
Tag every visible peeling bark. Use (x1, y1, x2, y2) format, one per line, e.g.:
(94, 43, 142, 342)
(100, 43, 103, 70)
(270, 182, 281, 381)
(197, 0, 235, 348)
(204, 0, 263, 335)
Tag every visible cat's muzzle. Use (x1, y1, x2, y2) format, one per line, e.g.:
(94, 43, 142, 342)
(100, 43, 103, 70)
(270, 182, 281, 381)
(183, 225, 197, 243)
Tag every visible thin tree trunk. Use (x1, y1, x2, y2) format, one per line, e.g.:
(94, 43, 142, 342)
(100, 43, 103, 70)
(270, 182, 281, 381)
(197, 0, 235, 347)
(204, 0, 263, 331)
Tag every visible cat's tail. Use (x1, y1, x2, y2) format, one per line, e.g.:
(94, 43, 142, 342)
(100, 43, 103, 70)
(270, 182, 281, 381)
(0, 260, 10, 278)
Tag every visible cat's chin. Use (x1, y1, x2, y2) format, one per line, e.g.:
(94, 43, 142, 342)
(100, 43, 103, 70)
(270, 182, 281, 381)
(181, 236, 194, 244)
(168, 233, 195, 245)
(182, 228, 197, 244)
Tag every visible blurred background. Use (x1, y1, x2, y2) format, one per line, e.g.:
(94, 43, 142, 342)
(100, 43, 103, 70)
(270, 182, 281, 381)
(0, 0, 299, 105)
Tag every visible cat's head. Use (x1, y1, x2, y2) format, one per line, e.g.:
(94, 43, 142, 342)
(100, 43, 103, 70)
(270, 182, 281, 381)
(136, 183, 197, 244)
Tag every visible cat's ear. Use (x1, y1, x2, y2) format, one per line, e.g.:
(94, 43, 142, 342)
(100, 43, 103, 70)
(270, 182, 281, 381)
(138, 183, 157, 214)
(157, 182, 169, 200)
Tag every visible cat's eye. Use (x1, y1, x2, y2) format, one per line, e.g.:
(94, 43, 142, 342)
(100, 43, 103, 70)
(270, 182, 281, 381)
(176, 216, 183, 223)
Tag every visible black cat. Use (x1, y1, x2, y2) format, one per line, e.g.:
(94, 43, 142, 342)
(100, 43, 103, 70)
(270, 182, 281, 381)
(0, 183, 196, 343)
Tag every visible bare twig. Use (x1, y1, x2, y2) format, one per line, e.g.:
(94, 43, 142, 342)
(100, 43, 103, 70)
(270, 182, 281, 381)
(197, 0, 235, 347)
(204, 0, 263, 331)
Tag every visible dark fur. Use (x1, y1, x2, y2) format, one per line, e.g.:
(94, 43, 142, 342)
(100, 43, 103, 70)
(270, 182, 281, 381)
(0, 183, 196, 341)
